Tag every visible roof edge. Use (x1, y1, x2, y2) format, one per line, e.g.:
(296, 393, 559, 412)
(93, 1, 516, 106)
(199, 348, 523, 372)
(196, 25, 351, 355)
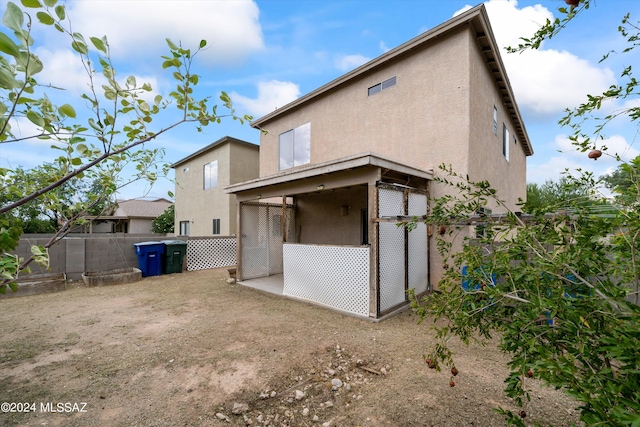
(170, 136, 259, 168)
(250, 5, 485, 128)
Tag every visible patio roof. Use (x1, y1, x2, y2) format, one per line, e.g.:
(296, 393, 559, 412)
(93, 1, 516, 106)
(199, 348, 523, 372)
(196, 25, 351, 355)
(224, 152, 433, 194)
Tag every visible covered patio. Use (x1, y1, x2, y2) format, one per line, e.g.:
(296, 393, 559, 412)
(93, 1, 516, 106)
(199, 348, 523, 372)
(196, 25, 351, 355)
(225, 153, 433, 319)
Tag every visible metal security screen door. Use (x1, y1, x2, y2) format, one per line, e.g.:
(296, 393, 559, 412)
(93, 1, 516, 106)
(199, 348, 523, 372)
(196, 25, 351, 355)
(378, 187, 406, 312)
(240, 202, 295, 280)
(377, 185, 429, 313)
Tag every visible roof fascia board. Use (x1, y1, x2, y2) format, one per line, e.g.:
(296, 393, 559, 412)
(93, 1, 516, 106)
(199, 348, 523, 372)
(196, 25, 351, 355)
(250, 5, 484, 128)
(225, 153, 433, 194)
(475, 7, 533, 155)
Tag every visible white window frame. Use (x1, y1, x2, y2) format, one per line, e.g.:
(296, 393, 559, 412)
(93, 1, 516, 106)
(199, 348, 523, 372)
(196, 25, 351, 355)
(179, 221, 190, 236)
(279, 123, 311, 170)
(204, 160, 218, 190)
(502, 123, 510, 161)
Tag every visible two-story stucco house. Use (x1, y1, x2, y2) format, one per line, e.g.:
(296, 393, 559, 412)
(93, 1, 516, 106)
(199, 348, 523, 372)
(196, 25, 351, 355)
(171, 136, 259, 237)
(226, 5, 533, 319)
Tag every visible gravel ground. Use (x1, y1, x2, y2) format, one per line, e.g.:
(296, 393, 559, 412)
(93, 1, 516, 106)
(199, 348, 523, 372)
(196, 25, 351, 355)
(0, 268, 581, 426)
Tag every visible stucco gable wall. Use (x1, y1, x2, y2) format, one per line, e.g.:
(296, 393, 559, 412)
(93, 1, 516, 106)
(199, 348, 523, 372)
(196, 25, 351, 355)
(174, 142, 233, 236)
(257, 28, 472, 182)
(229, 143, 260, 185)
(467, 29, 527, 212)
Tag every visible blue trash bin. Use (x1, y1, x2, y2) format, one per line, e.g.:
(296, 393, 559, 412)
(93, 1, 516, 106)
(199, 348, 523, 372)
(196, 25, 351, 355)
(134, 242, 165, 277)
(461, 265, 496, 291)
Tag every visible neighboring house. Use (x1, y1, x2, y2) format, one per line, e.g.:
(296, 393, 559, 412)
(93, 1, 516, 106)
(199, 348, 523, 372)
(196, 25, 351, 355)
(171, 136, 260, 237)
(226, 5, 533, 320)
(78, 198, 172, 234)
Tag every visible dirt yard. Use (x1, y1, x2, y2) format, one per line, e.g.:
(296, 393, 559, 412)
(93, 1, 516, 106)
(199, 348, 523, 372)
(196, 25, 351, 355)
(0, 268, 581, 426)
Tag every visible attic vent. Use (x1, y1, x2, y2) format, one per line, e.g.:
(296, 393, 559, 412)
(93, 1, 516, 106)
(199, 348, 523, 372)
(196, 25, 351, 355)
(368, 76, 397, 96)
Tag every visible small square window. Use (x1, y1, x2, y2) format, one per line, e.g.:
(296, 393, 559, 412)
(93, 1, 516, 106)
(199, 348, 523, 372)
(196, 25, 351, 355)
(179, 221, 190, 236)
(368, 83, 381, 96)
(381, 76, 396, 90)
(183, 167, 189, 173)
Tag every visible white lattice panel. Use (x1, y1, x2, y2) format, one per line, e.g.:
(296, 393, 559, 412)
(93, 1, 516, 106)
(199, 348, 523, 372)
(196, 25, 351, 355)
(186, 238, 236, 271)
(408, 192, 427, 216)
(408, 193, 429, 294)
(283, 244, 370, 317)
(241, 204, 269, 279)
(378, 187, 408, 312)
(378, 188, 404, 216)
(379, 222, 406, 311)
(240, 203, 295, 280)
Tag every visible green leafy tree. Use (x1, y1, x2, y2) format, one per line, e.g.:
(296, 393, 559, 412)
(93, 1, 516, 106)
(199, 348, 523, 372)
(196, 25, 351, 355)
(151, 204, 174, 234)
(411, 2, 640, 426)
(1, 164, 117, 234)
(601, 155, 640, 205)
(523, 177, 593, 213)
(0, 0, 252, 292)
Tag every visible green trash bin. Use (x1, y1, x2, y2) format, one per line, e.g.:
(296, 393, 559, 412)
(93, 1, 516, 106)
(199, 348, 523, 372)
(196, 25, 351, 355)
(161, 240, 187, 274)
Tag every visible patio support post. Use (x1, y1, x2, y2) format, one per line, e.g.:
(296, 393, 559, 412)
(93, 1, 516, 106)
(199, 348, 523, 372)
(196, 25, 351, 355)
(282, 196, 286, 243)
(368, 180, 379, 318)
(236, 201, 243, 281)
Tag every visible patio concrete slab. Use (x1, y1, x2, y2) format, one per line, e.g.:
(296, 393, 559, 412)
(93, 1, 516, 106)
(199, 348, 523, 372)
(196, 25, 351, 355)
(237, 274, 284, 295)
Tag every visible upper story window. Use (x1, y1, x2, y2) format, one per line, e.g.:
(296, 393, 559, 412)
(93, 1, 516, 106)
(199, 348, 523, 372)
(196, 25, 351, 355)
(204, 160, 218, 189)
(279, 123, 311, 170)
(368, 76, 396, 96)
(183, 167, 189, 173)
(212, 218, 221, 235)
(502, 123, 510, 161)
(493, 106, 498, 135)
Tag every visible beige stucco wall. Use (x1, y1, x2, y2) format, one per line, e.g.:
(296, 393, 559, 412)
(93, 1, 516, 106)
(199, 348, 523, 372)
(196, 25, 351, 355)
(254, 25, 529, 289)
(129, 218, 153, 234)
(258, 28, 471, 196)
(256, 26, 526, 209)
(296, 186, 368, 245)
(174, 142, 259, 237)
(467, 33, 527, 212)
(228, 142, 261, 233)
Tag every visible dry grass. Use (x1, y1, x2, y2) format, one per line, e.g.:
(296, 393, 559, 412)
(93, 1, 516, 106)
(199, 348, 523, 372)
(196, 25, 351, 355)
(0, 268, 581, 426)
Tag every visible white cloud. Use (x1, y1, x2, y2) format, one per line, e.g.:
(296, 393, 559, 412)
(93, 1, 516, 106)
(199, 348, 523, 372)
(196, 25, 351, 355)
(35, 48, 166, 103)
(528, 133, 638, 184)
(334, 54, 370, 72)
(379, 41, 391, 53)
(65, 0, 264, 66)
(455, 1, 617, 117)
(502, 48, 615, 116)
(0, 118, 62, 169)
(231, 80, 301, 118)
(34, 48, 88, 95)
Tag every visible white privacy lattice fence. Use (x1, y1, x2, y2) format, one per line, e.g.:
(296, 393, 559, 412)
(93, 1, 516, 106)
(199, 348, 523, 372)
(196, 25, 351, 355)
(240, 202, 295, 280)
(408, 192, 429, 294)
(186, 237, 236, 271)
(378, 188, 407, 312)
(377, 185, 429, 313)
(283, 244, 370, 317)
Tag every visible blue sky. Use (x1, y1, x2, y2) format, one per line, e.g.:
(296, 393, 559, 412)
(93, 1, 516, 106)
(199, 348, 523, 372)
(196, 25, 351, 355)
(2, 0, 640, 200)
